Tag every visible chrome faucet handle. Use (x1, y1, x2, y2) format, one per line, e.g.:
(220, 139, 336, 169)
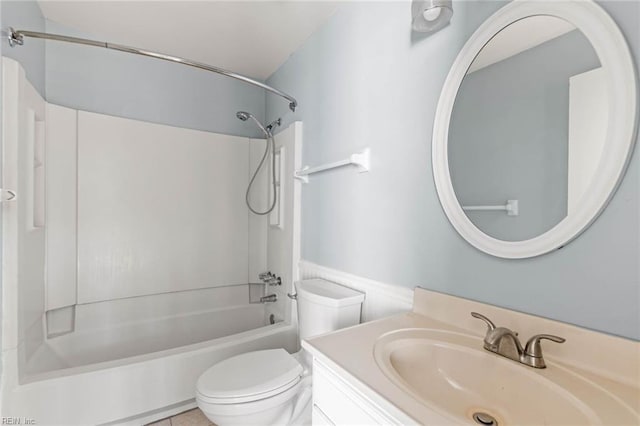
(471, 312, 496, 332)
(524, 334, 565, 358)
(266, 276, 282, 286)
(259, 271, 274, 281)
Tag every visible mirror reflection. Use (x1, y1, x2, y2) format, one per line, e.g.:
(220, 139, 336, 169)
(448, 16, 606, 241)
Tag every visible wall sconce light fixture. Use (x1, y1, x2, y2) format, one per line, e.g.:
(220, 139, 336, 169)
(411, 0, 453, 33)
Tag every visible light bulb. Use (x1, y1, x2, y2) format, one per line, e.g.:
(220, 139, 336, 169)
(422, 6, 443, 21)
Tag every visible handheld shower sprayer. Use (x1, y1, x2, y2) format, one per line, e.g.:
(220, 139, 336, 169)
(237, 111, 277, 215)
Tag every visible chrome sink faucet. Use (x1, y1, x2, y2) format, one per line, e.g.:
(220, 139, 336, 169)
(471, 312, 565, 369)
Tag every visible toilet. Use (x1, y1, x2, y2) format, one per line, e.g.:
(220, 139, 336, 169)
(196, 278, 365, 425)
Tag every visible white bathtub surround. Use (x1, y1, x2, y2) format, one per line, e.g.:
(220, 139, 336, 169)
(43, 103, 272, 309)
(44, 305, 74, 338)
(3, 321, 296, 425)
(4, 281, 299, 425)
(303, 288, 640, 424)
(0, 60, 303, 425)
(265, 122, 303, 325)
(26, 286, 266, 376)
(248, 139, 269, 282)
(299, 261, 413, 322)
(77, 111, 253, 302)
(1, 57, 47, 381)
(44, 104, 77, 311)
(4, 284, 298, 424)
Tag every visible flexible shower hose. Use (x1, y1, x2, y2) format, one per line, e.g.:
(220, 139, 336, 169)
(246, 131, 277, 215)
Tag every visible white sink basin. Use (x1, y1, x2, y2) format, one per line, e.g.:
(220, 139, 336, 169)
(374, 328, 638, 425)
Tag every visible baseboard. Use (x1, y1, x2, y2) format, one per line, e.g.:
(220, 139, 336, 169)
(298, 261, 413, 322)
(106, 399, 197, 426)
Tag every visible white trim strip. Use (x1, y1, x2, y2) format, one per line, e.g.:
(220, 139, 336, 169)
(298, 261, 413, 322)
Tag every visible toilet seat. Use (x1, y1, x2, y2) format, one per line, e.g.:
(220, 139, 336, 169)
(197, 349, 302, 404)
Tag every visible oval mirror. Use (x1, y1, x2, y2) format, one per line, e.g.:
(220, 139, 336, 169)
(432, 1, 637, 258)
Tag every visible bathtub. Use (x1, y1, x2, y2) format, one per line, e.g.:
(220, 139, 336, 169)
(3, 286, 297, 425)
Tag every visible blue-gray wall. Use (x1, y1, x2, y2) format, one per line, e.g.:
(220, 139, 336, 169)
(1, 0, 46, 95)
(449, 30, 600, 241)
(1, 0, 266, 138)
(44, 20, 265, 138)
(266, 1, 639, 340)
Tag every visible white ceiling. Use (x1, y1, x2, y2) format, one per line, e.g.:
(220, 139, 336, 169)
(38, 1, 339, 80)
(468, 16, 576, 73)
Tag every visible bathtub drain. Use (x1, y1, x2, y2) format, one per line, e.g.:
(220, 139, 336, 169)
(472, 412, 498, 426)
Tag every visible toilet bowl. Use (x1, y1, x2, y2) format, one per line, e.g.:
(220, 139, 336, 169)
(197, 349, 312, 425)
(196, 279, 364, 425)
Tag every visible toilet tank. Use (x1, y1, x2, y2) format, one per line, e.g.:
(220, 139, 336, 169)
(295, 279, 365, 341)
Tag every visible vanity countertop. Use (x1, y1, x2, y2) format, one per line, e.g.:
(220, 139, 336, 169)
(302, 288, 640, 425)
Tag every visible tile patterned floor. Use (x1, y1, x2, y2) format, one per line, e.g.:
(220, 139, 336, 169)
(147, 408, 214, 426)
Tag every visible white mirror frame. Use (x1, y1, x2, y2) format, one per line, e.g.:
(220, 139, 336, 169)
(432, 0, 637, 259)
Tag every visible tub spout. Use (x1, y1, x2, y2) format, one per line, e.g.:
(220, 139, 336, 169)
(260, 294, 277, 303)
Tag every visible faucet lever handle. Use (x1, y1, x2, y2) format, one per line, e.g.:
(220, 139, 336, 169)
(258, 271, 273, 280)
(524, 334, 566, 358)
(471, 312, 496, 332)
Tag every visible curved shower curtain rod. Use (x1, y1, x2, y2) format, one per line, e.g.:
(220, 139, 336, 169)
(7, 27, 298, 112)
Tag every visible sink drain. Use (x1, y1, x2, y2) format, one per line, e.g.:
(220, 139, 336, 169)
(472, 412, 498, 426)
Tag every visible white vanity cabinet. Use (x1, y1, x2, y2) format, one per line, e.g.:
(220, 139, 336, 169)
(311, 358, 417, 425)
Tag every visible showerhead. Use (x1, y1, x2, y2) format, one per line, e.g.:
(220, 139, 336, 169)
(236, 111, 251, 121)
(236, 110, 271, 138)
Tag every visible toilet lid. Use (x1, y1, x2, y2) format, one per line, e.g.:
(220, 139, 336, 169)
(197, 349, 302, 403)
